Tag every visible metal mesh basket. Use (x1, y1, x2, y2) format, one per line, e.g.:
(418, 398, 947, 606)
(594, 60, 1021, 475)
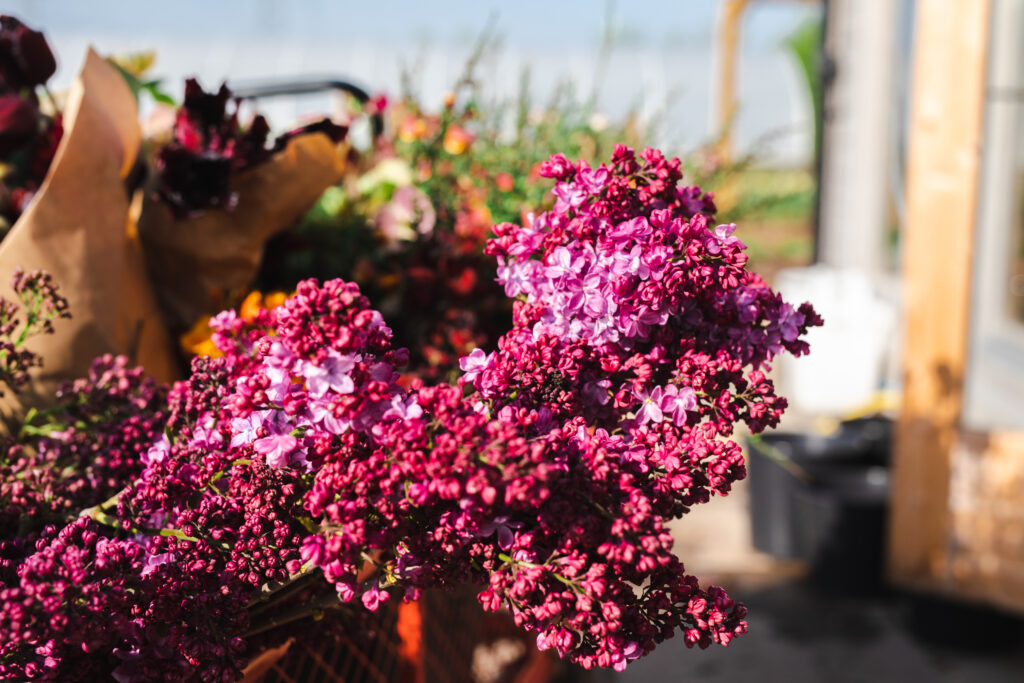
(255, 588, 562, 683)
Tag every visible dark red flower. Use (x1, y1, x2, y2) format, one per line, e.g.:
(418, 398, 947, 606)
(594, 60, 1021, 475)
(181, 78, 232, 136)
(155, 146, 236, 218)
(28, 112, 61, 180)
(156, 79, 347, 218)
(157, 79, 263, 217)
(0, 93, 37, 157)
(0, 16, 55, 92)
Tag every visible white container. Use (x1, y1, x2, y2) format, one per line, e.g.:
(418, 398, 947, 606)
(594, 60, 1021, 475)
(774, 265, 898, 417)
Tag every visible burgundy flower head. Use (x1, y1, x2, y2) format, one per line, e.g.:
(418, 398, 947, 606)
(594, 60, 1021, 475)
(0, 93, 37, 157)
(0, 16, 55, 92)
(155, 79, 270, 218)
(155, 78, 344, 219)
(177, 79, 233, 147)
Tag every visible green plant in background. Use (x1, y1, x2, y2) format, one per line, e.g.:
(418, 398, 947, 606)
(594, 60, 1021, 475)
(108, 51, 175, 106)
(677, 15, 822, 278)
(783, 18, 823, 161)
(681, 134, 815, 277)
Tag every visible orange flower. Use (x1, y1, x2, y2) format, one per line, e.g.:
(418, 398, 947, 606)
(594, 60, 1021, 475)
(180, 316, 222, 358)
(399, 115, 428, 142)
(240, 290, 289, 322)
(238, 291, 264, 322)
(454, 203, 492, 241)
(442, 124, 474, 155)
(375, 272, 402, 292)
(180, 290, 289, 358)
(415, 159, 432, 183)
(263, 291, 288, 310)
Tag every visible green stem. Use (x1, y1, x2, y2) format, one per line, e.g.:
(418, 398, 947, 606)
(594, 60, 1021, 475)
(498, 552, 581, 593)
(79, 490, 125, 527)
(15, 295, 42, 347)
(160, 528, 200, 543)
(747, 433, 812, 484)
(41, 85, 60, 116)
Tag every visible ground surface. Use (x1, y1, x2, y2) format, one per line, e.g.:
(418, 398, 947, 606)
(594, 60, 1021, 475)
(596, 579, 1024, 683)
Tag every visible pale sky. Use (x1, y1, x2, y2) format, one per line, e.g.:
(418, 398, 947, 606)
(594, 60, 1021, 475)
(8, 0, 825, 163)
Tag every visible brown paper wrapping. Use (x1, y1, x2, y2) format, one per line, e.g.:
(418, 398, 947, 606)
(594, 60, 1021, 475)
(0, 48, 178, 427)
(137, 133, 347, 333)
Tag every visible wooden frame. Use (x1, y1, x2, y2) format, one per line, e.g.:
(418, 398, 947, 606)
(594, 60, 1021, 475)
(887, 0, 1024, 611)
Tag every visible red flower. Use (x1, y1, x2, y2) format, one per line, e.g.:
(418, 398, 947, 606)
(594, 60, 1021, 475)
(156, 78, 346, 218)
(448, 266, 477, 296)
(0, 93, 37, 156)
(0, 15, 55, 92)
(495, 172, 515, 193)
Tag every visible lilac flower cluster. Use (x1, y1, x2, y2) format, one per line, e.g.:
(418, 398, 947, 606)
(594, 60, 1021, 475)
(0, 518, 144, 680)
(446, 145, 822, 665)
(0, 146, 819, 679)
(0, 268, 69, 395)
(2, 355, 166, 523)
(0, 354, 166, 600)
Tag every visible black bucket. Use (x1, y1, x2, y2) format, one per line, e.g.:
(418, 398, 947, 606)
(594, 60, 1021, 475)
(746, 420, 892, 594)
(747, 430, 870, 559)
(793, 465, 889, 594)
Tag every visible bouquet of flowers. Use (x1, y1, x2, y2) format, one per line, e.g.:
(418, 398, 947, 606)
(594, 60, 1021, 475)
(0, 13, 356, 426)
(1, 145, 819, 680)
(0, 30, 179, 424)
(136, 76, 352, 336)
(0, 15, 61, 229)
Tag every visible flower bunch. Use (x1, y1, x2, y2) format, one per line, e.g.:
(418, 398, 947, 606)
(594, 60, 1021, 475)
(1, 146, 818, 680)
(0, 353, 165, 603)
(155, 78, 347, 218)
(3, 355, 167, 530)
(0, 15, 61, 226)
(450, 145, 822, 665)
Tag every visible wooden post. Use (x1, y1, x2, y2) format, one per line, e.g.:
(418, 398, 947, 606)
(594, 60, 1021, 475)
(888, 0, 991, 586)
(714, 0, 749, 162)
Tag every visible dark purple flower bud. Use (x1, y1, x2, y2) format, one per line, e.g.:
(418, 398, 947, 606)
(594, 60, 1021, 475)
(180, 78, 232, 139)
(0, 16, 56, 92)
(0, 92, 36, 156)
(154, 146, 236, 219)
